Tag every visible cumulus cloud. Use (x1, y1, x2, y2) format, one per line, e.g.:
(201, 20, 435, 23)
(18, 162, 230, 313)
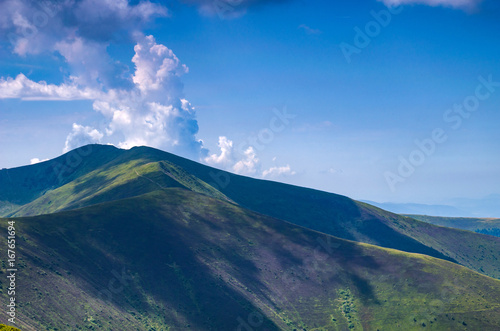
(0, 33, 207, 159)
(262, 165, 296, 178)
(30, 157, 49, 165)
(64, 123, 104, 153)
(54, 37, 132, 89)
(0, 0, 290, 166)
(131, 35, 188, 95)
(378, 0, 482, 10)
(91, 35, 205, 157)
(0, 2, 202, 159)
(233, 146, 259, 175)
(205, 136, 294, 177)
(1, 0, 167, 56)
(0, 0, 167, 92)
(204, 136, 235, 167)
(205, 136, 260, 175)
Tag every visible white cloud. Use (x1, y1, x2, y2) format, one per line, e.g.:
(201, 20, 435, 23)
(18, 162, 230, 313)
(132, 35, 188, 93)
(89, 35, 205, 158)
(293, 120, 334, 133)
(183, 0, 292, 19)
(378, 0, 482, 10)
(327, 168, 343, 175)
(204, 136, 294, 177)
(30, 158, 49, 165)
(298, 24, 322, 35)
(204, 136, 235, 167)
(0, 74, 102, 100)
(205, 136, 260, 175)
(0, 34, 207, 159)
(2, 0, 297, 163)
(233, 146, 259, 175)
(54, 37, 130, 89)
(262, 165, 296, 178)
(1, 0, 167, 56)
(64, 123, 104, 153)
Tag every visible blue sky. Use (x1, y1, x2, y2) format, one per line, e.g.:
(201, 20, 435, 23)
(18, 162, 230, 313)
(0, 0, 499, 205)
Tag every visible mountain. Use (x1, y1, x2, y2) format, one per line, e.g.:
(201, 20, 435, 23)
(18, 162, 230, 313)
(360, 201, 472, 218)
(409, 215, 500, 238)
(361, 196, 500, 218)
(2, 189, 500, 330)
(0, 144, 125, 216)
(1, 144, 499, 280)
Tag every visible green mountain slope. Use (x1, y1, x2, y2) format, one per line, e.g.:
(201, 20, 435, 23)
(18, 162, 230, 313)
(1, 189, 500, 330)
(2, 144, 500, 280)
(0, 145, 124, 216)
(408, 215, 500, 237)
(0, 324, 21, 331)
(9, 159, 230, 217)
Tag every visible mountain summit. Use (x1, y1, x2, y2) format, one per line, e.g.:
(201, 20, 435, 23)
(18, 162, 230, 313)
(1, 144, 499, 330)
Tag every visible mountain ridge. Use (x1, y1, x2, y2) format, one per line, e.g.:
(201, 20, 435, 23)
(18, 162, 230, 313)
(2, 144, 500, 279)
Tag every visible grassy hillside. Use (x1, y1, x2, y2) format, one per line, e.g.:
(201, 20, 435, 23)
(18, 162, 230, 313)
(0, 324, 21, 331)
(1, 189, 500, 330)
(358, 203, 500, 279)
(408, 215, 500, 237)
(2, 144, 500, 280)
(0, 145, 124, 217)
(10, 159, 231, 217)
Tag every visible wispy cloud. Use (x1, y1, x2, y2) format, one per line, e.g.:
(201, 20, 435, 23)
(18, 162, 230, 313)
(324, 167, 343, 175)
(262, 165, 296, 178)
(0, 74, 102, 100)
(378, 0, 483, 10)
(293, 121, 334, 133)
(298, 24, 322, 35)
(183, 0, 292, 18)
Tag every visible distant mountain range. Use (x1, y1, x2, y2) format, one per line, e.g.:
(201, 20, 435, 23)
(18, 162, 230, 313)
(1, 144, 499, 330)
(361, 196, 500, 218)
(408, 215, 500, 238)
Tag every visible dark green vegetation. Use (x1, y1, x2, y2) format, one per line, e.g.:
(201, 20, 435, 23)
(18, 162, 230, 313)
(409, 215, 500, 238)
(2, 190, 500, 330)
(1, 144, 500, 329)
(2, 144, 499, 279)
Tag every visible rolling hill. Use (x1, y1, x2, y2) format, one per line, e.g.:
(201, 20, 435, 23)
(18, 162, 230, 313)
(408, 215, 500, 238)
(1, 144, 500, 280)
(361, 201, 471, 217)
(1, 189, 500, 330)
